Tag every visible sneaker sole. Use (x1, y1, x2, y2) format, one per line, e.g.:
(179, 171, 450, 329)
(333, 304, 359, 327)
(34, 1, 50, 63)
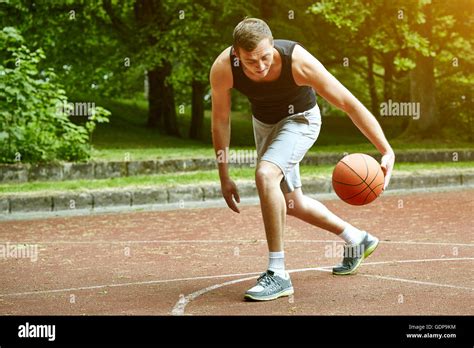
(332, 257, 364, 276)
(332, 237, 380, 276)
(364, 237, 379, 259)
(244, 287, 294, 301)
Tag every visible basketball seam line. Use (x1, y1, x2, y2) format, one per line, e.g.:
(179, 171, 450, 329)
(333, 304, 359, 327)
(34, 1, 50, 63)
(338, 156, 379, 202)
(363, 179, 384, 204)
(362, 161, 382, 204)
(358, 164, 381, 204)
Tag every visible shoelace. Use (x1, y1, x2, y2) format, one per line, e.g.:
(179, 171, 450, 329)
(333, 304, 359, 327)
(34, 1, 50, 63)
(341, 245, 360, 265)
(257, 272, 278, 288)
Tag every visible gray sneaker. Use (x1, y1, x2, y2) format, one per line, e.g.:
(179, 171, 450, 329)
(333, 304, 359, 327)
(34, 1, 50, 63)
(332, 231, 379, 275)
(244, 270, 294, 301)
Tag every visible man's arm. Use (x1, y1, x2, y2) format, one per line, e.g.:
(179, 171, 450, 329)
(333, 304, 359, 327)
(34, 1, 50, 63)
(292, 45, 395, 189)
(210, 50, 241, 212)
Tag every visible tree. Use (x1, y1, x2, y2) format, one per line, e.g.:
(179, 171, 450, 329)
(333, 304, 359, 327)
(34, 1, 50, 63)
(0, 1, 132, 99)
(406, 1, 438, 136)
(172, 0, 251, 140)
(0, 27, 110, 163)
(308, 0, 474, 139)
(405, 0, 474, 137)
(100, 0, 181, 136)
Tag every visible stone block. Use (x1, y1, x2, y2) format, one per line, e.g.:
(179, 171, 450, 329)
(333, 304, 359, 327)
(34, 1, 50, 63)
(132, 188, 168, 205)
(94, 162, 127, 179)
(9, 196, 52, 212)
(0, 164, 29, 183)
(63, 163, 94, 180)
(127, 161, 156, 176)
(53, 192, 93, 211)
(93, 191, 132, 208)
(168, 186, 203, 203)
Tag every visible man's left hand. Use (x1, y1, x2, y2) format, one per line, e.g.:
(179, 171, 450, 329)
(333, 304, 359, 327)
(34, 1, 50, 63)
(380, 152, 395, 190)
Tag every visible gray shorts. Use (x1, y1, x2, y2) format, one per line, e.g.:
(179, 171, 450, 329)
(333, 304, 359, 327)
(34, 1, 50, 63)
(252, 104, 322, 193)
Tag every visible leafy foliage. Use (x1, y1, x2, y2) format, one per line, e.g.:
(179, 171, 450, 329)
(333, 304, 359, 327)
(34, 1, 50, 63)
(308, 0, 473, 138)
(0, 27, 110, 163)
(1, 0, 472, 162)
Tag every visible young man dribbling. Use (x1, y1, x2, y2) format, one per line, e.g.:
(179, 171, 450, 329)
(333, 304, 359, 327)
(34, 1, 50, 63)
(210, 18, 395, 301)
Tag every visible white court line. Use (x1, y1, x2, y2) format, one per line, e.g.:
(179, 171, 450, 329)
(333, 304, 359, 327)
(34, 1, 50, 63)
(278, 266, 474, 296)
(296, 265, 474, 291)
(360, 274, 474, 291)
(171, 274, 266, 316)
(170, 266, 332, 316)
(1, 257, 472, 301)
(0, 239, 473, 247)
(0, 271, 263, 298)
(171, 257, 474, 316)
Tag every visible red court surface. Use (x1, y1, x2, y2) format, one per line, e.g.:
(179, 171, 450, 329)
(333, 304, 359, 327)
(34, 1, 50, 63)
(0, 188, 473, 315)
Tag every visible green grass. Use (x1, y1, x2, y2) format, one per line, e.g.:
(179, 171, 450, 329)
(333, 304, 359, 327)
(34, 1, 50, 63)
(88, 99, 473, 162)
(92, 142, 474, 162)
(90, 99, 253, 160)
(91, 147, 217, 161)
(91, 99, 207, 149)
(1, 162, 473, 195)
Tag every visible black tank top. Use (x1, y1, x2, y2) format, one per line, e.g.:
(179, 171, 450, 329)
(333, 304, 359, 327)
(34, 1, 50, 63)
(230, 39, 316, 124)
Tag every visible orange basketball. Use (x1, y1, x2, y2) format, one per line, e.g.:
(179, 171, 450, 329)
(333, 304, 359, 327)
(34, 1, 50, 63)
(332, 153, 385, 205)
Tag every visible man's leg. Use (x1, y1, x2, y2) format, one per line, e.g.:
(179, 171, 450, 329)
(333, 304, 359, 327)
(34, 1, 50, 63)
(284, 188, 347, 234)
(244, 160, 294, 301)
(285, 188, 380, 275)
(255, 160, 285, 252)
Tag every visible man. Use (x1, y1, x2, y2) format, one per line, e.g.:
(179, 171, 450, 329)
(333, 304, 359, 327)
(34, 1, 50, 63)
(210, 18, 395, 301)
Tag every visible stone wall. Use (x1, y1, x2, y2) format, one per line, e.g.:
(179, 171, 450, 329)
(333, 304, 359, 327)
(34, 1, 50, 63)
(1, 150, 472, 184)
(1, 171, 473, 215)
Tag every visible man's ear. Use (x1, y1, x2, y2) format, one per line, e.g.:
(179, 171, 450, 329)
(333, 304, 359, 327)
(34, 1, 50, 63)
(233, 47, 240, 60)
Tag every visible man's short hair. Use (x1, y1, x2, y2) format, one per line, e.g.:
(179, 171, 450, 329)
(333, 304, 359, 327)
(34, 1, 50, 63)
(233, 17, 273, 52)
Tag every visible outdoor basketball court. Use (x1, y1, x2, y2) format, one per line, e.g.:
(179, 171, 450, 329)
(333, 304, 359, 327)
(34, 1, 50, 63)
(0, 188, 473, 316)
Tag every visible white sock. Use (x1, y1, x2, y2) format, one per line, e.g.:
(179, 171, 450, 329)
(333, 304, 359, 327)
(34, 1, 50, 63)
(339, 225, 366, 245)
(268, 251, 287, 278)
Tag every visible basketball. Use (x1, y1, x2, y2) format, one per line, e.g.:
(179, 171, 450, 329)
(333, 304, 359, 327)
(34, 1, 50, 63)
(332, 153, 385, 205)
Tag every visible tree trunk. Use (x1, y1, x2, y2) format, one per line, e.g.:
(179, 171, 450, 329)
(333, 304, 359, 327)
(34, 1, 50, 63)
(162, 78, 180, 137)
(259, 0, 274, 20)
(147, 63, 180, 136)
(189, 80, 205, 140)
(366, 46, 379, 115)
(404, 3, 438, 137)
(135, 0, 179, 135)
(146, 67, 161, 129)
(382, 52, 395, 101)
(405, 53, 438, 136)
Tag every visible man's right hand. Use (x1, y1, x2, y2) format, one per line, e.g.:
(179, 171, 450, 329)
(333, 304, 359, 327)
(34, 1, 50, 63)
(221, 178, 240, 213)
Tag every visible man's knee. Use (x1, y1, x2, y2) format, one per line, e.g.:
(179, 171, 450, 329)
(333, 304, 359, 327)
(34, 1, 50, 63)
(255, 161, 283, 189)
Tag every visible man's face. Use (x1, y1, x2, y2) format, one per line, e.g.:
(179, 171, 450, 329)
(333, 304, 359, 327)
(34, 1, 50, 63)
(235, 38, 274, 80)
